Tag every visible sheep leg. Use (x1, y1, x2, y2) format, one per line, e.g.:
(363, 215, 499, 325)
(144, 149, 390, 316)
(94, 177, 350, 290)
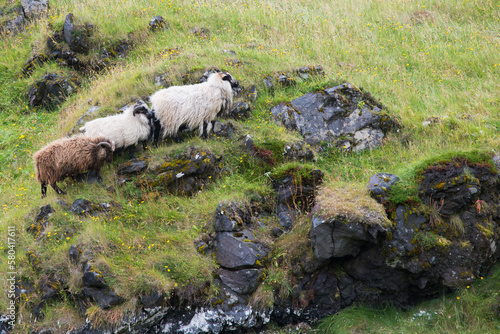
(198, 123, 204, 137)
(205, 121, 213, 137)
(128, 146, 136, 160)
(50, 183, 66, 195)
(41, 183, 47, 198)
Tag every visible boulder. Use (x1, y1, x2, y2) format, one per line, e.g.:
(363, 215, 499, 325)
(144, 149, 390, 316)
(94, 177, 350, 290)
(271, 166, 323, 229)
(116, 159, 148, 176)
(82, 264, 107, 288)
(63, 13, 91, 54)
(227, 102, 251, 120)
(69, 198, 122, 216)
(149, 15, 167, 31)
(4, 15, 25, 34)
(309, 216, 384, 260)
(138, 147, 222, 196)
(218, 268, 264, 295)
(21, 0, 49, 18)
(27, 73, 79, 108)
(270, 83, 398, 150)
(27, 204, 54, 238)
(68, 245, 81, 264)
(82, 287, 124, 309)
(368, 173, 400, 203)
(215, 230, 268, 269)
(22, 54, 49, 76)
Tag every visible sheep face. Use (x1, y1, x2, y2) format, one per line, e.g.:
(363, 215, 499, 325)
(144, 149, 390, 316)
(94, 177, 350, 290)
(96, 140, 115, 164)
(221, 72, 240, 90)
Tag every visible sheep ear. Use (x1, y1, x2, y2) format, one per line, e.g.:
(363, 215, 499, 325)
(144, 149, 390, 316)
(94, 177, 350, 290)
(97, 142, 114, 151)
(133, 106, 143, 116)
(222, 73, 232, 82)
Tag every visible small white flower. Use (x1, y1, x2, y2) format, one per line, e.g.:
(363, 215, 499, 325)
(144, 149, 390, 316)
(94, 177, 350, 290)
(176, 172, 185, 178)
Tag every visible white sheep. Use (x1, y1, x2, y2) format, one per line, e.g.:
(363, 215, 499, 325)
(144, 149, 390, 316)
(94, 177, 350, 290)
(149, 72, 239, 144)
(79, 103, 152, 158)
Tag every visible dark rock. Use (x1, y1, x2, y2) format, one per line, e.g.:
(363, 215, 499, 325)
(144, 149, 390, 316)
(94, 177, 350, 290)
(82, 264, 107, 288)
(82, 287, 124, 309)
(27, 73, 79, 108)
(368, 173, 400, 203)
(306, 268, 339, 312)
(227, 102, 251, 120)
(271, 227, 284, 238)
(214, 203, 251, 232)
(271, 167, 323, 230)
(211, 120, 236, 138)
(22, 54, 49, 76)
(21, 0, 49, 18)
(138, 147, 222, 196)
(3, 15, 25, 35)
(140, 290, 165, 308)
(385, 205, 426, 256)
(63, 13, 91, 54)
(73, 170, 102, 184)
(69, 198, 122, 216)
(101, 40, 131, 59)
(27, 251, 41, 271)
(282, 141, 315, 162)
(343, 247, 411, 307)
(35, 204, 54, 223)
(68, 244, 81, 264)
(190, 27, 209, 38)
(441, 267, 475, 288)
(277, 73, 296, 86)
(116, 159, 148, 175)
(263, 76, 274, 89)
(149, 15, 167, 31)
(296, 65, 325, 80)
(418, 160, 484, 216)
(276, 204, 295, 229)
(215, 230, 268, 269)
(47, 31, 64, 51)
(27, 204, 54, 238)
(270, 83, 398, 150)
(309, 216, 384, 260)
(248, 85, 257, 101)
(51, 49, 85, 71)
(272, 166, 323, 212)
(218, 268, 263, 295)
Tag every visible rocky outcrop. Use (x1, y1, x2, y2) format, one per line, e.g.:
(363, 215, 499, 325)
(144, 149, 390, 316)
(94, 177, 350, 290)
(138, 147, 223, 196)
(270, 83, 399, 150)
(21, 0, 49, 18)
(27, 73, 80, 108)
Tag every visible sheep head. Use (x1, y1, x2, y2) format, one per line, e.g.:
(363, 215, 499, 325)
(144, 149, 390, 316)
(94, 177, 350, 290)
(221, 72, 240, 90)
(96, 140, 115, 163)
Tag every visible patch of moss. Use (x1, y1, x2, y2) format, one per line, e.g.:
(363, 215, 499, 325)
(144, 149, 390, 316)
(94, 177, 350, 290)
(414, 150, 496, 177)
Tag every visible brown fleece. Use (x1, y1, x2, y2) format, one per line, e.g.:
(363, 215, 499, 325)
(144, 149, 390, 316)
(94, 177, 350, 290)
(34, 136, 114, 186)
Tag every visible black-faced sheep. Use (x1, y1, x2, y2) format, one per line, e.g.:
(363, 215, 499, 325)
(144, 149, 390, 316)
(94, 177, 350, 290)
(149, 72, 240, 145)
(34, 136, 115, 197)
(79, 103, 153, 158)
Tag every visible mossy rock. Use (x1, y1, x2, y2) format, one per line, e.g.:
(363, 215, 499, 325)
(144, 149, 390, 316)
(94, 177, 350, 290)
(138, 147, 223, 196)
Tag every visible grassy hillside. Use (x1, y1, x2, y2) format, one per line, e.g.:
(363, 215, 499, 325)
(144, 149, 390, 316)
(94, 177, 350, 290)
(0, 0, 499, 332)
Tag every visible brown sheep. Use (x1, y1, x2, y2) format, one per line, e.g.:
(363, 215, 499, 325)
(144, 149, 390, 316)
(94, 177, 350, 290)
(34, 136, 115, 197)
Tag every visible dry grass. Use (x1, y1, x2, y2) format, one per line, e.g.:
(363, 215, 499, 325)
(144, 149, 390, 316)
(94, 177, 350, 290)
(315, 182, 392, 228)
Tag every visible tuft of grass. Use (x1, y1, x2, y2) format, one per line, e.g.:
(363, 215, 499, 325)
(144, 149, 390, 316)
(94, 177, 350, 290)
(316, 181, 392, 227)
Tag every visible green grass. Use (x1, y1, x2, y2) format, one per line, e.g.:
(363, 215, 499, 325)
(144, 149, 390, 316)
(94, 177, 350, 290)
(0, 0, 499, 332)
